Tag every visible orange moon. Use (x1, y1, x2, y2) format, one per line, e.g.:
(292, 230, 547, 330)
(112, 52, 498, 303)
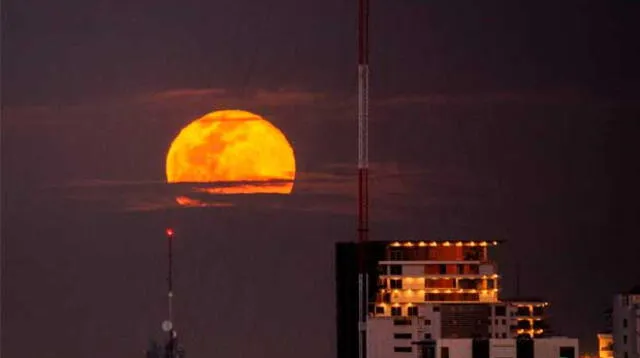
(166, 110, 295, 194)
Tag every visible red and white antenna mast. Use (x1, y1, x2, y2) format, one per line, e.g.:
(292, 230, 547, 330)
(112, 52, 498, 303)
(357, 0, 370, 355)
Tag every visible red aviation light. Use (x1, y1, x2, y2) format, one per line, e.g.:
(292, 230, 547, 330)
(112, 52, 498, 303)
(166, 228, 174, 237)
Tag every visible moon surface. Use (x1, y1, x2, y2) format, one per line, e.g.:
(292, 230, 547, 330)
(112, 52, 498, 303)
(166, 110, 296, 194)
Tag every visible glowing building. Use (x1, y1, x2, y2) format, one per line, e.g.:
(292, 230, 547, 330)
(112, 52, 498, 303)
(336, 240, 578, 358)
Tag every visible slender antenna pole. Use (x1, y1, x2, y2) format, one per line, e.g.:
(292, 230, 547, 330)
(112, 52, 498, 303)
(357, 0, 370, 356)
(166, 228, 175, 358)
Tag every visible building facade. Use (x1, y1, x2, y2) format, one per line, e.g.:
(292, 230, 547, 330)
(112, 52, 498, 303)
(372, 241, 551, 340)
(597, 333, 613, 358)
(336, 240, 578, 358)
(612, 286, 640, 358)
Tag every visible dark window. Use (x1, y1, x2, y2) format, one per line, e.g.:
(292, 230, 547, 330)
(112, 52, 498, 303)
(393, 318, 412, 326)
(495, 319, 499, 325)
(390, 279, 403, 289)
(517, 320, 531, 329)
(424, 333, 432, 339)
(433, 306, 440, 312)
(502, 319, 507, 325)
(441, 347, 450, 358)
(394, 347, 412, 353)
(408, 306, 418, 316)
(390, 265, 403, 275)
(472, 338, 490, 358)
(502, 333, 507, 338)
(391, 249, 403, 260)
(378, 265, 387, 275)
(533, 306, 544, 316)
(383, 293, 391, 303)
(559, 346, 575, 358)
(375, 306, 384, 314)
(457, 264, 465, 274)
(517, 306, 531, 316)
(377, 278, 386, 289)
(391, 307, 402, 316)
(495, 306, 506, 316)
(439, 264, 447, 274)
(623, 318, 628, 328)
(459, 278, 481, 289)
(623, 335, 627, 344)
(394, 333, 412, 339)
(425, 319, 432, 325)
(517, 337, 534, 358)
(624, 352, 628, 358)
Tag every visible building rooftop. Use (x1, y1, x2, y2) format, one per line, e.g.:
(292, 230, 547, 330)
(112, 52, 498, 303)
(387, 240, 503, 248)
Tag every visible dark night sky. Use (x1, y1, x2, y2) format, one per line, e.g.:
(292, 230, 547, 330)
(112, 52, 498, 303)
(2, 0, 639, 356)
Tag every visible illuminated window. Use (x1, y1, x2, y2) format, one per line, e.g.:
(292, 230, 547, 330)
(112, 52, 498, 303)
(391, 307, 402, 316)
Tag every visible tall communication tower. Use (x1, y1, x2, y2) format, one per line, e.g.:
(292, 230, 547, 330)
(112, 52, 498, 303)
(357, 0, 370, 356)
(146, 228, 185, 358)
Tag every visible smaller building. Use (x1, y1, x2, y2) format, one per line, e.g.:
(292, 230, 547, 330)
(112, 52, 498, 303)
(597, 333, 613, 358)
(503, 298, 551, 339)
(612, 286, 640, 358)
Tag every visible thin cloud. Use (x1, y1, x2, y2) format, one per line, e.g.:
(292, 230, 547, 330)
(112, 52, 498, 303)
(40, 161, 423, 215)
(150, 88, 228, 100)
(376, 88, 597, 107)
(140, 87, 327, 108)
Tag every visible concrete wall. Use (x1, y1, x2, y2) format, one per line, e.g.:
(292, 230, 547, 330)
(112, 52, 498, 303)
(490, 339, 516, 358)
(613, 293, 640, 358)
(534, 338, 579, 358)
(367, 317, 421, 358)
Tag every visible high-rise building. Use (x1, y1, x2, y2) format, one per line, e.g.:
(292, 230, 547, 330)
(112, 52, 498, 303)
(612, 286, 640, 358)
(336, 240, 579, 358)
